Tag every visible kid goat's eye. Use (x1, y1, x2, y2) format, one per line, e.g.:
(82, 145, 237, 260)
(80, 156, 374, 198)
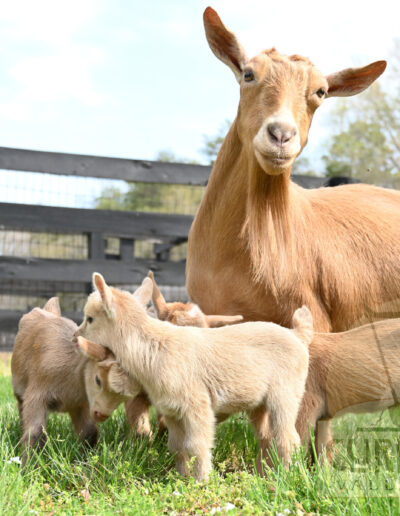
(243, 70, 255, 82)
(316, 88, 326, 98)
(87, 316, 93, 324)
(95, 375, 101, 387)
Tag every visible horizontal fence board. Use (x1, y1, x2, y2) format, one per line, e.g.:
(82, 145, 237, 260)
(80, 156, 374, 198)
(0, 146, 326, 188)
(0, 203, 193, 239)
(0, 147, 211, 186)
(0, 310, 83, 335)
(0, 256, 186, 286)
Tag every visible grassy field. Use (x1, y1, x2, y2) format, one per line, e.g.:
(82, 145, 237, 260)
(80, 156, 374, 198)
(1, 358, 400, 515)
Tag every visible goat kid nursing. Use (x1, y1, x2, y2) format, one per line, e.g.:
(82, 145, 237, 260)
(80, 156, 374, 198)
(76, 273, 313, 481)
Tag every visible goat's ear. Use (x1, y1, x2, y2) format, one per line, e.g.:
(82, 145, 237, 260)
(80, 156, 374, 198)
(93, 272, 114, 317)
(326, 61, 386, 97)
(108, 365, 140, 397)
(76, 336, 111, 361)
(43, 297, 61, 316)
(133, 277, 153, 307)
(205, 314, 244, 328)
(148, 271, 168, 319)
(203, 7, 247, 82)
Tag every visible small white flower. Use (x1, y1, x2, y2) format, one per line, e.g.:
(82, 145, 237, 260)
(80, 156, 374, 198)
(225, 503, 236, 511)
(210, 508, 221, 514)
(6, 456, 22, 465)
(172, 491, 181, 496)
(284, 510, 290, 515)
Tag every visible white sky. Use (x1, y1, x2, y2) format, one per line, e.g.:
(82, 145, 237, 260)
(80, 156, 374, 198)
(0, 0, 399, 173)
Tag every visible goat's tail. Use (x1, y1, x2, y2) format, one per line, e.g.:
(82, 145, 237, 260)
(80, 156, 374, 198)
(291, 305, 313, 347)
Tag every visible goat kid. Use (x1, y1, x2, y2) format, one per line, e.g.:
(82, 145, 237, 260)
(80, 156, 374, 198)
(296, 317, 400, 459)
(75, 273, 313, 481)
(124, 271, 245, 436)
(11, 298, 128, 463)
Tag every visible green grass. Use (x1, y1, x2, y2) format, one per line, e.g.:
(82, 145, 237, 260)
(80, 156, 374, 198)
(1, 368, 400, 515)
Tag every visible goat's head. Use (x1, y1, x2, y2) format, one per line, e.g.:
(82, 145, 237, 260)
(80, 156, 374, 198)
(148, 270, 243, 327)
(203, 7, 386, 176)
(75, 273, 153, 348)
(76, 336, 140, 423)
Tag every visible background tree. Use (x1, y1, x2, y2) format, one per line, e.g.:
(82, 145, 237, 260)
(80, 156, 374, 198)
(323, 42, 400, 187)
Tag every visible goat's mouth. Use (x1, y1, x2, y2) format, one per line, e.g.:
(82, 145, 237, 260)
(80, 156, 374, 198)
(255, 149, 294, 171)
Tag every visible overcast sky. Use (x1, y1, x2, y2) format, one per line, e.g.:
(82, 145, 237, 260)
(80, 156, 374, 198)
(0, 0, 399, 173)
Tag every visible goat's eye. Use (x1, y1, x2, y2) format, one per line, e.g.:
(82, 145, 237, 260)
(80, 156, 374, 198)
(95, 375, 101, 387)
(243, 70, 255, 82)
(316, 88, 326, 98)
(87, 316, 93, 324)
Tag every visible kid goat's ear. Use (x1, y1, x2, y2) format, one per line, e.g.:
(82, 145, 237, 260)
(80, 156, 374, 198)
(93, 272, 114, 318)
(76, 336, 111, 361)
(133, 277, 153, 307)
(43, 297, 61, 316)
(148, 270, 169, 319)
(205, 314, 244, 328)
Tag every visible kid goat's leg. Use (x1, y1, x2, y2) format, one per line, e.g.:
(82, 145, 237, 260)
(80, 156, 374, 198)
(125, 393, 152, 438)
(248, 405, 272, 475)
(164, 416, 190, 477)
(69, 405, 98, 447)
(267, 387, 302, 467)
(20, 390, 48, 464)
(184, 403, 215, 482)
(316, 419, 334, 463)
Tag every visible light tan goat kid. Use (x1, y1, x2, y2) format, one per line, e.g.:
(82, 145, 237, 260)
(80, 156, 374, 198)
(11, 297, 132, 463)
(124, 271, 245, 437)
(76, 273, 313, 481)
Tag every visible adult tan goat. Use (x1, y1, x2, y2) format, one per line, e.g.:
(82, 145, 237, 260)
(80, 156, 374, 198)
(187, 7, 400, 333)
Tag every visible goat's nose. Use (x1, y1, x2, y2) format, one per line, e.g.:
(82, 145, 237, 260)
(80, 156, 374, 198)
(93, 411, 108, 423)
(267, 122, 297, 146)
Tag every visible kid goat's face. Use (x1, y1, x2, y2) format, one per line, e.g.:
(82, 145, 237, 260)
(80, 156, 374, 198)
(74, 273, 154, 346)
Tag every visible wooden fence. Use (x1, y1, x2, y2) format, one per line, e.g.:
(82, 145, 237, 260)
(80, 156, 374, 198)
(0, 146, 325, 348)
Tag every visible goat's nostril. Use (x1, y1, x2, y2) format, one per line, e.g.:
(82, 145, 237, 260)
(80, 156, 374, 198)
(267, 122, 296, 146)
(267, 122, 282, 144)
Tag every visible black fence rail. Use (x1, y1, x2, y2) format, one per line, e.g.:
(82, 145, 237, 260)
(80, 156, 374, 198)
(0, 146, 325, 350)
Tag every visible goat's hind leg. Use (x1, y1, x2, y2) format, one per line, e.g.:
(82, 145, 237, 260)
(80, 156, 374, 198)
(248, 405, 272, 474)
(183, 405, 215, 482)
(20, 393, 48, 465)
(267, 390, 302, 467)
(164, 416, 190, 477)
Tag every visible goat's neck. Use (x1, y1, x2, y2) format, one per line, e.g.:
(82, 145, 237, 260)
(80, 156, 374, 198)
(111, 314, 168, 382)
(200, 119, 297, 280)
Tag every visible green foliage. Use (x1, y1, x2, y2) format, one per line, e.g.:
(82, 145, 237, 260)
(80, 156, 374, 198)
(323, 43, 400, 187)
(95, 150, 205, 216)
(201, 119, 231, 165)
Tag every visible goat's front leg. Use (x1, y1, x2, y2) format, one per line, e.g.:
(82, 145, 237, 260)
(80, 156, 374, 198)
(183, 403, 215, 482)
(69, 405, 98, 447)
(164, 416, 190, 477)
(125, 393, 152, 438)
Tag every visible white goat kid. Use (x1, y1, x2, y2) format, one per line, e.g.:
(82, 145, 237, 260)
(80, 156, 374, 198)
(75, 273, 313, 481)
